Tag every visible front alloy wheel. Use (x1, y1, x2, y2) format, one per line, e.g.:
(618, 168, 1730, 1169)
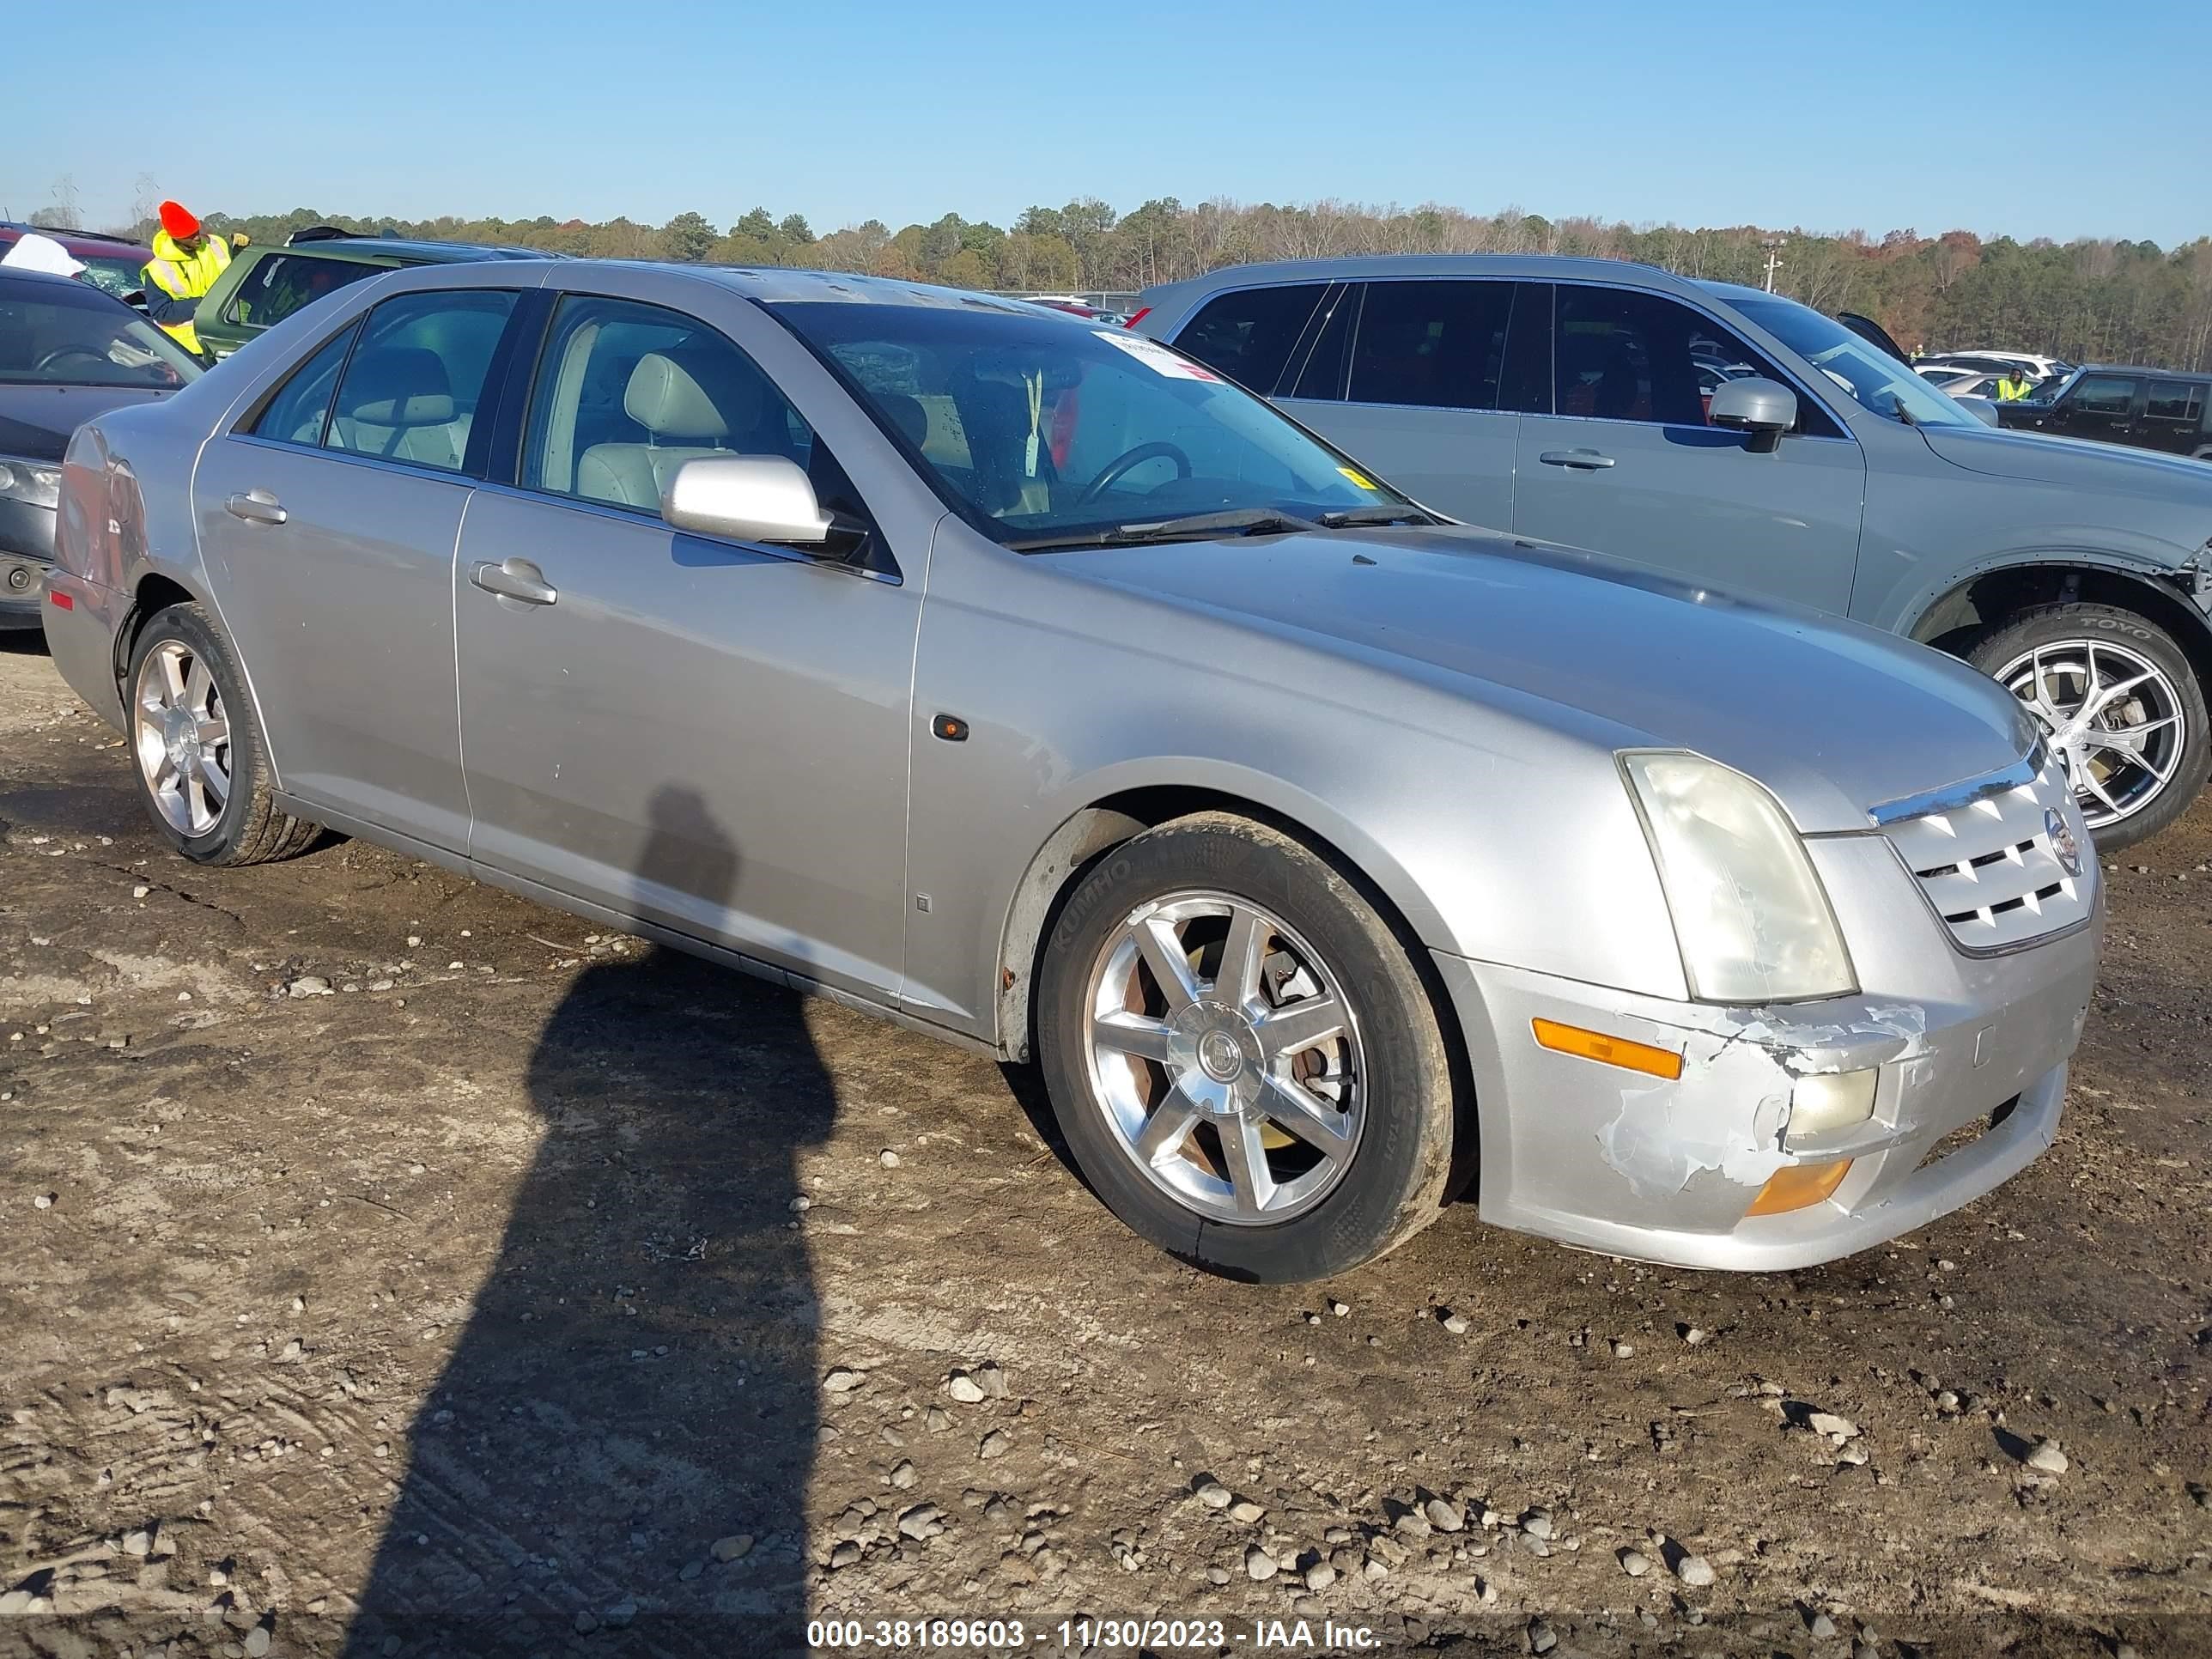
(1036, 812, 1460, 1283)
(1085, 892, 1364, 1224)
(1970, 603, 2211, 850)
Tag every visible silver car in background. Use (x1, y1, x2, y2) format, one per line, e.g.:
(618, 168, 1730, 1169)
(45, 260, 2101, 1281)
(1134, 257, 2212, 849)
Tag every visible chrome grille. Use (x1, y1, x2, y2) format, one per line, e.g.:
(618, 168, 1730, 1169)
(1875, 753, 2093, 951)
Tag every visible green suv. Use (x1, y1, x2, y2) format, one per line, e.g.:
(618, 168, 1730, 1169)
(193, 228, 556, 360)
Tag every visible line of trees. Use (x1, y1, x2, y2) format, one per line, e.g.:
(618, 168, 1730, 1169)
(91, 196, 2212, 371)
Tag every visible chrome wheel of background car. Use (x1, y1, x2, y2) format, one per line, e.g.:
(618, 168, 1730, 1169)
(1083, 892, 1364, 1225)
(1996, 638, 2185, 831)
(133, 640, 232, 837)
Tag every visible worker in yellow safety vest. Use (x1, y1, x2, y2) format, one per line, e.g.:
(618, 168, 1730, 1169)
(1995, 366, 2036, 401)
(140, 200, 236, 358)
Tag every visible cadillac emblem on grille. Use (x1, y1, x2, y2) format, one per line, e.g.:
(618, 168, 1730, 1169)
(2045, 807, 2082, 878)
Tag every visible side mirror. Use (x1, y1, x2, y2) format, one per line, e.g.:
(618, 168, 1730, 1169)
(1953, 394, 2002, 428)
(661, 455, 834, 549)
(1708, 377, 1798, 453)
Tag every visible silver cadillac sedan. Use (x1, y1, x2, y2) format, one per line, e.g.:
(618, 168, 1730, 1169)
(42, 259, 2102, 1283)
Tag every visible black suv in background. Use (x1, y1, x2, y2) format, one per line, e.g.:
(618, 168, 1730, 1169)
(2001, 365, 2212, 461)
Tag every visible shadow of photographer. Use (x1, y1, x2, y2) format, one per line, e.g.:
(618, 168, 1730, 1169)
(346, 786, 833, 1655)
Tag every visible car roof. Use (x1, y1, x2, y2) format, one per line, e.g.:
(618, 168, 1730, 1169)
(1140, 252, 1701, 300)
(2075, 363, 2208, 380)
(0, 222, 149, 256)
(275, 234, 556, 264)
(560, 262, 1067, 313)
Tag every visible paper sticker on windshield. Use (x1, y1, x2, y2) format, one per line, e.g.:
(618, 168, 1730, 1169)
(1093, 329, 1222, 381)
(1337, 465, 1378, 491)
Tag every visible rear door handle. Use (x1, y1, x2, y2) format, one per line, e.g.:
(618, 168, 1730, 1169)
(1538, 449, 1616, 470)
(223, 489, 287, 526)
(470, 557, 558, 606)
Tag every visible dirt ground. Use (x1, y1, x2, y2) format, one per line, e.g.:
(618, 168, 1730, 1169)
(1, 631, 2209, 1659)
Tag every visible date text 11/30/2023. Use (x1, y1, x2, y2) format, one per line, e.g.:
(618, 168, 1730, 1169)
(806, 1616, 1385, 1651)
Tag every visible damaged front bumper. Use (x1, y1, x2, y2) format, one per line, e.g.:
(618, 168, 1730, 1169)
(1436, 834, 2103, 1272)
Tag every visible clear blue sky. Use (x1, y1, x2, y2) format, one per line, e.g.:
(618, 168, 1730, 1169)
(9, 0, 2207, 246)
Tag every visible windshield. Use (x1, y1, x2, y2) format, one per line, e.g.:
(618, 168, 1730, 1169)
(0, 281, 201, 389)
(772, 301, 1413, 547)
(1731, 295, 1978, 428)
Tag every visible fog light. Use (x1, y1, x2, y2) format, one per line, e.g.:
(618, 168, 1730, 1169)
(1788, 1069, 1877, 1141)
(1747, 1158, 1851, 1216)
(4, 565, 28, 592)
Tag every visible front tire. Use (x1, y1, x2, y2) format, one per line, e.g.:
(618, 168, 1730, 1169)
(1968, 603, 2209, 850)
(126, 604, 319, 866)
(1036, 812, 1458, 1283)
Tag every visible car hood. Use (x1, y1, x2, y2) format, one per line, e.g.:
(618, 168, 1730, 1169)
(1066, 526, 2037, 835)
(1921, 420, 2212, 497)
(0, 384, 173, 465)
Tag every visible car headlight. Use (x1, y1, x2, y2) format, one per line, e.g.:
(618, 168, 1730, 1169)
(1620, 750, 1856, 1004)
(0, 459, 63, 510)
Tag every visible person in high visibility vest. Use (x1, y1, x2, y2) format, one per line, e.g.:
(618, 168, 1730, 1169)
(1996, 366, 2036, 401)
(140, 201, 235, 358)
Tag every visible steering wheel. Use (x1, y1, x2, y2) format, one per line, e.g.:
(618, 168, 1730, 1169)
(33, 345, 112, 375)
(1078, 441, 1192, 504)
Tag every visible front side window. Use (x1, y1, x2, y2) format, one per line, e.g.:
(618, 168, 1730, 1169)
(1555, 286, 1817, 429)
(1348, 279, 1516, 410)
(1729, 294, 1973, 429)
(325, 289, 518, 474)
(2068, 374, 2138, 416)
(0, 280, 201, 390)
(1174, 285, 1327, 393)
(225, 253, 388, 331)
(774, 301, 1412, 549)
(250, 322, 360, 445)
(523, 295, 816, 511)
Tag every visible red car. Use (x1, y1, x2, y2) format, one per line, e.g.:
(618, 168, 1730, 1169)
(0, 222, 154, 305)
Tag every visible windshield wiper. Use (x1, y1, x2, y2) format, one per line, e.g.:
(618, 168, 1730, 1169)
(1316, 504, 1433, 529)
(1890, 392, 1918, 427)
(1006, 508, 1322, 553)
(1106, 507, 1323, 542)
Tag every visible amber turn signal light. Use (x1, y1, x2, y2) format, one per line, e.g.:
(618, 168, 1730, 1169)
(1530, 1018, 1683, 1081)
(1747, 1158, 1851, 1216)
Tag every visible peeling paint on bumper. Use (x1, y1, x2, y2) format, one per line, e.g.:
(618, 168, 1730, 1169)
(1435, 833, 2103, 1272)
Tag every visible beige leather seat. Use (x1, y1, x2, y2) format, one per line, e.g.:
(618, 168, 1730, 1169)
(328, 345, 473, 471)
(575, 349, 761, 509)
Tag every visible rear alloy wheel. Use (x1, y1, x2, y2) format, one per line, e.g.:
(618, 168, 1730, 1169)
(126, 605, 320, 865)
(1036, 812, 1458, 1283)
(1970, 604, 2210, 849)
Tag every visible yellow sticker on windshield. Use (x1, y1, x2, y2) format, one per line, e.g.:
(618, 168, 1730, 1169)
(1337, 466, 1378, 491)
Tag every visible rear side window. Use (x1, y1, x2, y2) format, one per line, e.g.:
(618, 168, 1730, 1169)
(223, 252, 386, 331)
(250, 323, 360, 446)
(2145, 380, 2205, 422)
(1347, 280, 1516, 410)
(1174, 285, 1326, 392)
(2069, 374, 2137, 416)
(324, 289, 519, 475)
(1283, 283, 1358, 401)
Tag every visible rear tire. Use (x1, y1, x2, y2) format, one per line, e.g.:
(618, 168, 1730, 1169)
(1036, 812, 1457, 1283)
(1967, 603, 2209, 850)
(125, 604, 320, 866)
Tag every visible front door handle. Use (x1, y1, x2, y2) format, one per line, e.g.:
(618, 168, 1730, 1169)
(1538, 449, 1616, 470)
(224, 489, 287, 526)
(470, 558, 558, 606)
